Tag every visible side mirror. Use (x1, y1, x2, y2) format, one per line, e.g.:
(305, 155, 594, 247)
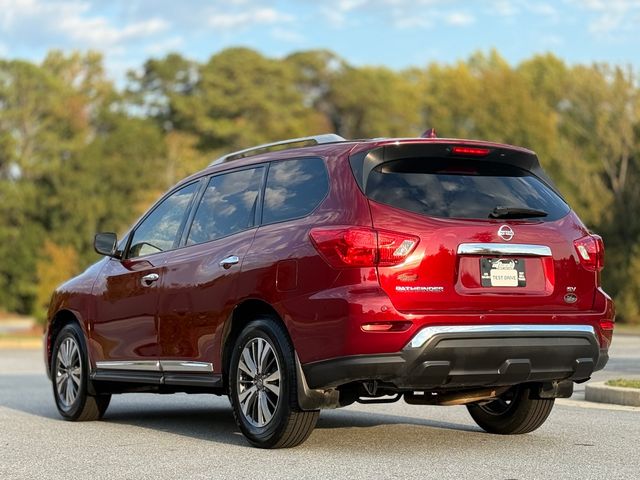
(94, 232, 119, 258)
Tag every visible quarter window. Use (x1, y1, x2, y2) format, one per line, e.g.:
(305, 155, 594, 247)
(128, 182, 199, 258)
(187, 167, 264, 245)
(262, 158, 328, 224)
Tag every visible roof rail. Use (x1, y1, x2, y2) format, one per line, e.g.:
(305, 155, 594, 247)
(209, 133, 346, 166)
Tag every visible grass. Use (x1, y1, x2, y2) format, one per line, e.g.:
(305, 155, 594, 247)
(605, 379, 640, 389)
(613, 323, 640, 335)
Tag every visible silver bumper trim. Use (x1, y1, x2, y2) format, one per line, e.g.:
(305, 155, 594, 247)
(407, 324, 597, 349)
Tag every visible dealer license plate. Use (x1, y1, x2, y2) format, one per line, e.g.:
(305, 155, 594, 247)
(480, 258, 526, 287)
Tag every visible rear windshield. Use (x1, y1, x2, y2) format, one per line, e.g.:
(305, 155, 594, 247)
(365, 159, 570, 221)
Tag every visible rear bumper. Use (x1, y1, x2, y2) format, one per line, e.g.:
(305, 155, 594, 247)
(302, 324, 607, 390)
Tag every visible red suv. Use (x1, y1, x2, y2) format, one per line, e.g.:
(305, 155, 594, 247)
(45, 134, 614, 448)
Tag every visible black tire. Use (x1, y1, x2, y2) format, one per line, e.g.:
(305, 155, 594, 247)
(51, 323, 111, 421)
(228, 318, 319, 448)
(467, 385, 554, 435)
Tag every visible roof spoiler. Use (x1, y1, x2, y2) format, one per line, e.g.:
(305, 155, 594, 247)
(349, 141, 562, 197)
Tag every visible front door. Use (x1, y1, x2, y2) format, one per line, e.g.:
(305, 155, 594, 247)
(91, 181, 201, 365)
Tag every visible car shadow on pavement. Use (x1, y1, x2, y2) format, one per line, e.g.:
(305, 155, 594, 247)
(101, 403, 479, 449)
(0, 373, 477, 448)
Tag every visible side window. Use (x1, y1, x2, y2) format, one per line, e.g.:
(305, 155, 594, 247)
(128, 182, 199, 258)
(187, 167, 264, 245)
(262, 158, 329, 224)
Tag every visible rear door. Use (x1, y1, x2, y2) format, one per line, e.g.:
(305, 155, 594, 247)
(362, 151, 595, 313)
(156, 166, 265, 369)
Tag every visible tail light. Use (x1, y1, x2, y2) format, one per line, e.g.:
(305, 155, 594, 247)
(574, 234, 604, 271)
(310, 227, 419, 268)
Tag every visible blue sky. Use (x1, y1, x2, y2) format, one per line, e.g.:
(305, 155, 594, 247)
(0, 0, 638, 81)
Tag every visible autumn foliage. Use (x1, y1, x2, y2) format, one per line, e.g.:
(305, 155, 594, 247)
(0, 48, 638, 322)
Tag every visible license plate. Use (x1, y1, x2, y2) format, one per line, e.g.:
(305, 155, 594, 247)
(480, 258, 526, 287)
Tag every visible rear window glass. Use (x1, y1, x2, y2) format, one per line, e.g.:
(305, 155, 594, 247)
(366, 159, 570, 221)
(262, 157, 328, 224)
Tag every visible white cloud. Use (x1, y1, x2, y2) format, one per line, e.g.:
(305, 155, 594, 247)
(61, 16, 168, 46)
(144, 35, 185, 55)
(491, 0, 519, 17)
(445, 12, 475, 26)
(393, 15, 432, 29)
(270, 27, 305, 44)
(569, 0, 640, 36)
(528, 3, 557, 17)
(208, 7, 293, 30)
(0, 0, 168, 49)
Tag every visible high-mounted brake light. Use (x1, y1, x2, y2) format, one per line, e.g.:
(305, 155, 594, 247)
(451, 146, 491, 157)
(309, 227, 419, 268)
(574, 234, 604, 271)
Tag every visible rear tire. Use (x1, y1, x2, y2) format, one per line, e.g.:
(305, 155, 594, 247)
(467, 385, 554, 434)
(51, 324, 111, 421)
(228, 318, 319, 448)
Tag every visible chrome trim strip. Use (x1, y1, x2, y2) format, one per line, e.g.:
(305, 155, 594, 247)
(95, 360, 161, 372)
(160, 361, 214, 373)
(95, 360, 214, 373)
(457, 243, 552, 257)
(407, 324, 597, 349)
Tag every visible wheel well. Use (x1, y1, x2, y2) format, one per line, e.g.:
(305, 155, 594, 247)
(47, 310, 80, 368)
(221, 299, 286, 386)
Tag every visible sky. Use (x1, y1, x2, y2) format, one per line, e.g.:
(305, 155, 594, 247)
(0, 0, 638, 81)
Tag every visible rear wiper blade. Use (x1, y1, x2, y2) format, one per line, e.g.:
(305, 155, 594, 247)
(489, 206, 548, 219)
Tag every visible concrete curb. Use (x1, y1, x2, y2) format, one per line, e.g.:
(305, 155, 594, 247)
(585, 381, 640, 407)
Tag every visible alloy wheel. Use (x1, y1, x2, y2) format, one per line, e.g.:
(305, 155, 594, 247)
(236, 337, 281, 427)
(55, 337, 82, 408)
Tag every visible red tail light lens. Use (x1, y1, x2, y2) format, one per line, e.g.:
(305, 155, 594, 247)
(310, 227, 419, 268)
(574, 234, 604, 271)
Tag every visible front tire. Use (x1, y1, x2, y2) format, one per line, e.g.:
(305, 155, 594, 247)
(228, 318, 319, 448)
(467, 385, 554, 434)
(51, 324, 111, 421)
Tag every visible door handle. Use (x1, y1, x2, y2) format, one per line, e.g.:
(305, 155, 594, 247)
(219, 255, 240, 270)
(141, 273, 159, 286)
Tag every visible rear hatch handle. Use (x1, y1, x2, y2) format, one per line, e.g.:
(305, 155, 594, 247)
(457, 244, 552, 257)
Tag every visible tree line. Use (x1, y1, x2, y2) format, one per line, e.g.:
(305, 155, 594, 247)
(0, 48, 638, 323)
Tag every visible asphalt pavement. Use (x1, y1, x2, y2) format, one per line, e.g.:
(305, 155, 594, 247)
(0, 335, 638, 480)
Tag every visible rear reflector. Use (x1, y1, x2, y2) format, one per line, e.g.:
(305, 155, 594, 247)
(361, 322, 412, 332)
(573, 235, 604, 271)
(451, 146, 491, 157)
(310, 227, 419, 268)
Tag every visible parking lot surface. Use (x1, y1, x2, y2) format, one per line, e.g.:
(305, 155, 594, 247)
(1, 335, 638, 480)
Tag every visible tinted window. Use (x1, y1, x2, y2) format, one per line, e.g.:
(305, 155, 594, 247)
(366, 159, 570, 221)
(262, 158, 328, 224)
(128, 182, 199, 258)
(187, 167, 263, 245)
